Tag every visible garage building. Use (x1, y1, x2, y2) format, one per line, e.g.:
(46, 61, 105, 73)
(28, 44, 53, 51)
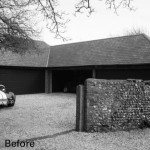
(0, 41, 49, 94)
(1, 34, 150, 94)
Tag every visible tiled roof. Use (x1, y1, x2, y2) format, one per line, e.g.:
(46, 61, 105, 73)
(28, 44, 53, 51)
(0, 34, 150, 68)
(0, 41, 50, 67)
(48, 34, 150, 67)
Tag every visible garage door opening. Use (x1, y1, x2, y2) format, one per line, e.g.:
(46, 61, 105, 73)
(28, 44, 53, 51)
(0, 68, 45, 95)
(96, 69, 150, 80)
(52, 69, 92, 93)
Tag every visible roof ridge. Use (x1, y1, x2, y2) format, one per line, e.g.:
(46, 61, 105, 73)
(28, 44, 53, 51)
(51, 34, 144, 47)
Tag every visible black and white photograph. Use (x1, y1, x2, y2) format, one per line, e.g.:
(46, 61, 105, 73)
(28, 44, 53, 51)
(0, 0, 150, 149)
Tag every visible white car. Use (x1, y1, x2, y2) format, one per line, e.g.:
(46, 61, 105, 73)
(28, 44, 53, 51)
(0, 85, 16, 107)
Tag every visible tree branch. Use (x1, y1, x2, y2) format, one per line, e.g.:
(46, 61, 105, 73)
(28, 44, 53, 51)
(105, 0, 134, 14)
(75, 0, 134, 16)
(75, 0, 94, 16)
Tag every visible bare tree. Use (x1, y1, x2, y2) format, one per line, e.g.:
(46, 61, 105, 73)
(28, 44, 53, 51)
(0, 0, 135, 53)
(0, 0, 41, 53)
(125, 28, 146, 36)
(109, 28, 149, 39)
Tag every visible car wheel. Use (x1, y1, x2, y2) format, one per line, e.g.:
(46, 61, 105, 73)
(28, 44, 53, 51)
(7, 92, 15, 107)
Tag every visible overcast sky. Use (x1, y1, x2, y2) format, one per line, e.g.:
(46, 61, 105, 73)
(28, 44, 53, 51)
(39, 0, 150, 46)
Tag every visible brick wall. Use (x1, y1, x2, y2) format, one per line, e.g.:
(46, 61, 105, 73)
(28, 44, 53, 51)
(85, 78, 150, 132)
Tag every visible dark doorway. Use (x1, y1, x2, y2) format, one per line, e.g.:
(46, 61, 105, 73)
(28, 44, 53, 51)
(52, 70, 74, 92)
(52, 69, 92, 93)
(96, 68, 150, 80)
(0, 68, 45, 94)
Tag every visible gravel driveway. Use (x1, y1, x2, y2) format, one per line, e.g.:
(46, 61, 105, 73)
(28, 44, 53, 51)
(0, 93, 150, 150)
(0, 93, 75, 149)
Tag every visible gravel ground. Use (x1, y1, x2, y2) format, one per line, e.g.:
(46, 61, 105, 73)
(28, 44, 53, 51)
(0, 93, 150, 150)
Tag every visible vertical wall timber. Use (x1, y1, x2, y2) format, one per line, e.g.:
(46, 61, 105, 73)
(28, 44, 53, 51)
(49, 70, 52, 93)
(45, 69, 52, 93)
(92, 67, 96, 78)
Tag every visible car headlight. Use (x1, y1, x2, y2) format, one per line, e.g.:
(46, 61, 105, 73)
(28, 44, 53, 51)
(2, 89, 5, 92)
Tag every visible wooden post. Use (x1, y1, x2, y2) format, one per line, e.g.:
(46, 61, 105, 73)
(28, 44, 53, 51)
(49, 70, 52, 93)
(76, 85, 85, 132)
(45, 70, 49, 93)
(45, 70, 52, 93)
(92, 67, 96, 78)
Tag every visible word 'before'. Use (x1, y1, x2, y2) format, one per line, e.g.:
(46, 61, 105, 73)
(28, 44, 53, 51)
(5, 139, 35, 148)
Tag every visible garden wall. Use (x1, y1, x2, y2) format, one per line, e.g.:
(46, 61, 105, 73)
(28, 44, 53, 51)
(76, 78, 150, 132)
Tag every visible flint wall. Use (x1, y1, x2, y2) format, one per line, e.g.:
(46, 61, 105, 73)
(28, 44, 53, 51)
(76, 78, 150, 132)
